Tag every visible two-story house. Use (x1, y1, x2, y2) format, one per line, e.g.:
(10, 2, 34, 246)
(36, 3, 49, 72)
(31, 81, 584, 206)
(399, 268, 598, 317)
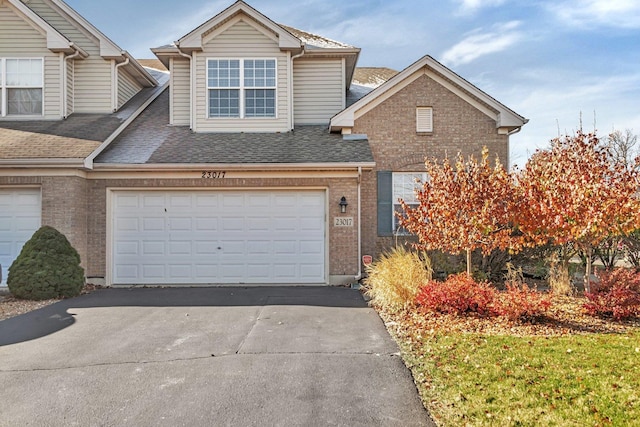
(0, 0, 527, 287)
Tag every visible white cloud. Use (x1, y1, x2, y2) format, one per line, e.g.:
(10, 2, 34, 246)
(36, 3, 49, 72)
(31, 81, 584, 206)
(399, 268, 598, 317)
(548, 0, 640, 29)
(441, 21, 522, 66)
(457, 0, 507, 13)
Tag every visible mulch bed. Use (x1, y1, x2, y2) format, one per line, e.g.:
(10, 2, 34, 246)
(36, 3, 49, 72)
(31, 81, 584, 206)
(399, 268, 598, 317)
(378, 295, 640, 338)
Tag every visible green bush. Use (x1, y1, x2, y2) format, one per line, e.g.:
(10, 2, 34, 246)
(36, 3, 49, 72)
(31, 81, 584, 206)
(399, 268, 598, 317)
(7, 226, 85, 300)
(363, 246, 432, 312)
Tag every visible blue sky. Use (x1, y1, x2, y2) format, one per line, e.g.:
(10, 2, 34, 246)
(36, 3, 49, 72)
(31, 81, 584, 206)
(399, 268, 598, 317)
(65, 0, 640, 167)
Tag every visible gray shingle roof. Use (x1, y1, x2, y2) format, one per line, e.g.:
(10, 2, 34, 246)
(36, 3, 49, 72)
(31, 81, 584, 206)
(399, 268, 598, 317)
(96, 90, 373, 165)
(0, 68, 168, 160)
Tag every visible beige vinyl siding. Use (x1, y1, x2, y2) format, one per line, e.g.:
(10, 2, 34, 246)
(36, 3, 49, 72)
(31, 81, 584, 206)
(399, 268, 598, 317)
(66, 59, 74, 115)
(25, 0, 112, 113)
(0, 3, 61, 119)
(293, 58, 344, 125)
(171, 58, 190, 125)
(117, 68, 142, 109)
(195, 19, 289, 132)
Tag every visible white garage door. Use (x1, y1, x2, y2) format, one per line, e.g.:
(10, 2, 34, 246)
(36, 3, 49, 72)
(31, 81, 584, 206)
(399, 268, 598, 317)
(112, 190, 326, 284)
(0, 189, 41, 286)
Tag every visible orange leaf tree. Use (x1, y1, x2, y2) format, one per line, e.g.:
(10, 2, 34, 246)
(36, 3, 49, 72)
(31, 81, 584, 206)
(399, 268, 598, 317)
(515, 131, 640, 291)
(400, 147, 519, 275)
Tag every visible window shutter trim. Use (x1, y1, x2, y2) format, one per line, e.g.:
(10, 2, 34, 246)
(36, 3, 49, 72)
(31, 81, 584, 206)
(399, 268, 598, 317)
(377, 170, 393, 236)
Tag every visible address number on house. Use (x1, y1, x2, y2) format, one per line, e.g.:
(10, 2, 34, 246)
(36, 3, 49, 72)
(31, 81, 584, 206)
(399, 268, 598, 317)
(334, 217, 354, 227)
(201, 171, 227, 179)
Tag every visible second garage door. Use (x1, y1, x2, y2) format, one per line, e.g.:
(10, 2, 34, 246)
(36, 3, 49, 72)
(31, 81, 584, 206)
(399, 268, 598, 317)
(111, 190, 326, 285)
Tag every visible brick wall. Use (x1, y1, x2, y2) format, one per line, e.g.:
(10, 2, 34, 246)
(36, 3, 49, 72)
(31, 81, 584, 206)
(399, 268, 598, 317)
(352, 73, 510, 260)
(86, 176, 360, 283)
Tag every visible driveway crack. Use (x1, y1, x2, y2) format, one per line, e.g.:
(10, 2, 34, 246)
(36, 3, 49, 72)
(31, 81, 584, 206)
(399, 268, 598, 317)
(235, 304, 266, 355)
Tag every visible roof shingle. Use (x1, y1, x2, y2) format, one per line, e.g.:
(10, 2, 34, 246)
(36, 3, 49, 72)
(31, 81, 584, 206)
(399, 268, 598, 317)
(96, 90, 373, 165)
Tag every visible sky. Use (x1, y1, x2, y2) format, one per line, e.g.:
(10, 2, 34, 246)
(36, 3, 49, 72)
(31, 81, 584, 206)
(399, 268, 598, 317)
(64, 0, 640, 168)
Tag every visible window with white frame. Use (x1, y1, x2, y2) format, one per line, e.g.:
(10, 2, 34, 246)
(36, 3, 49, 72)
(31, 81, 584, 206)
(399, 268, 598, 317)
(392, 172, 426, 233)
(1, 58, 43, 117)
(207, 58, 276, 118)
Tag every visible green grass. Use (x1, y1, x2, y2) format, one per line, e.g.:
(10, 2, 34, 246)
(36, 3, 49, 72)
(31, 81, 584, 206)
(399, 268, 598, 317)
(401, 331, 640, 426)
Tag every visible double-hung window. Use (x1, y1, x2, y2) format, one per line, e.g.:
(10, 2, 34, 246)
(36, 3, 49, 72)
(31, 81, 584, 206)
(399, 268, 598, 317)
(392, 172, 427, 233)
(207, 58, 276, 118)
(1, 58, 43, 117)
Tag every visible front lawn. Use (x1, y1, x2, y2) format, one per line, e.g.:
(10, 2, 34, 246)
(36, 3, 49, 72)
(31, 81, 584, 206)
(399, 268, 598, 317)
(380, 298, 640, 426)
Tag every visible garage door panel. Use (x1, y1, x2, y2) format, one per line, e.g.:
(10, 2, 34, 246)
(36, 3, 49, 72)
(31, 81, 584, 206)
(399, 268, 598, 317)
(112, 190, 325, 284)
(0, 189, 41, 286)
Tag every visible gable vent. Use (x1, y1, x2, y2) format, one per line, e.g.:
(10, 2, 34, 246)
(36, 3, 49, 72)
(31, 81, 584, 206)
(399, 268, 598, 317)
(416, 107, 433, 133)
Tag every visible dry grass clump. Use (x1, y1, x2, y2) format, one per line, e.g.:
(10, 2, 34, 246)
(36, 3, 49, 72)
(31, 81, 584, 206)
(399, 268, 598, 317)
(363, 246, 432, 312)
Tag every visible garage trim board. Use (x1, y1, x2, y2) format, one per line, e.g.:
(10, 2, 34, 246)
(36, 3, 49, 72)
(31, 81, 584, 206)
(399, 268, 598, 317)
(108, 188, 328, 285)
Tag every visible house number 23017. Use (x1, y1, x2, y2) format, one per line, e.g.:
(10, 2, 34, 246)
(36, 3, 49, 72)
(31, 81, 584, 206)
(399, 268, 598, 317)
(202, 171, 226, 179)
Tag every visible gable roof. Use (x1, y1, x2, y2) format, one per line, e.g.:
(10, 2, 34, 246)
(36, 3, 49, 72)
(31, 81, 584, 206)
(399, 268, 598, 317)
(331, 55, 528, 133)
(40, 0, 156, 87)
(177, 0, 301, 52)
(4, 0, 85, 55)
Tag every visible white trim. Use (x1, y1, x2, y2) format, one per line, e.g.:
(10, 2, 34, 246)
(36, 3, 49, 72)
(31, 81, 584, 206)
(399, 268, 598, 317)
(0, 57, 45, 117)
(205, 57, 278, 119)
(177, 0, 301, 51)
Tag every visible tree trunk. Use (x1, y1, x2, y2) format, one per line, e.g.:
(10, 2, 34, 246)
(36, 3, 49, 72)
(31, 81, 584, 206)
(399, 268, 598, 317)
(585, 246, 592, 293)
(466, 249, 472, 277)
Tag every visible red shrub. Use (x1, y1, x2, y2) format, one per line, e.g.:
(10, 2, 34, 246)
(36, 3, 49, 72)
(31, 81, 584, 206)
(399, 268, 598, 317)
(415, 273, 496, 316)
(584, 268, 640, 320)
(415, 274, 551, 321)
(493, 282, 551, 321)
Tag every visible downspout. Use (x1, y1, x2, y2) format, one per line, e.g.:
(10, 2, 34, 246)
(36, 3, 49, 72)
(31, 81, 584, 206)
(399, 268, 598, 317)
(176, 46, 193, 130)
(62, 48, 82, 118)
(113, 55, 130, 112)
(289, 46, 305, 130)
(354, 166, 363, 282)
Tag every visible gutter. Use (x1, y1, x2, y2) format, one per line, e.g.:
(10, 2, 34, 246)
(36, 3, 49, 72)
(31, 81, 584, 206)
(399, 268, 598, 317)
(0, 158, 86, 168)
(176, 46, 194, 130)
(112, 55, 130, 112)
(289, 46, 306, 130)
(62, 44, 86, 118)
(84, 82, 170, 169)
(354, 165, 363, 282)
(91, 162, 376, 171)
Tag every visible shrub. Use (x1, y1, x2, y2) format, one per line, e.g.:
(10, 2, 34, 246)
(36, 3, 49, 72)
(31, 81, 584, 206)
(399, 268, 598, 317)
(415, 273, 551, 320)
(415, 273, 496, 316)
(584, 268, 640, 320)
(363, 246, 432, 311)
(8, 226, 85, 300)
(493, 283, 551, 321)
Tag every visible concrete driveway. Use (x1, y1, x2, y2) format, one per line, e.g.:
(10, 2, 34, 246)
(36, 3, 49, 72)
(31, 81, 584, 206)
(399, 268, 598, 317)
(0, 287, 433, 426)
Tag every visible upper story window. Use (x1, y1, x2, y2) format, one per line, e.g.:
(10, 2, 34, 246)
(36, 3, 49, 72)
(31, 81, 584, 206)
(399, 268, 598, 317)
(207, 58, 276, 118)
(1, 58, 43, 117)
(393, 172, 427, 233)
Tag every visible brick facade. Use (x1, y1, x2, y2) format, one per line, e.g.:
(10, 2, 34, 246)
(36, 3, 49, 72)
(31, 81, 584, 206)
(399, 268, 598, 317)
(352, 73, 510, 260)
(1, 174, 361, 285)
(90, 175, 360, 284)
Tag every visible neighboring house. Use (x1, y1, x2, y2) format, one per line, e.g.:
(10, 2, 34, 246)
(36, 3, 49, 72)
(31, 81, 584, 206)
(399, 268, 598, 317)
(0, 0, 527, 287)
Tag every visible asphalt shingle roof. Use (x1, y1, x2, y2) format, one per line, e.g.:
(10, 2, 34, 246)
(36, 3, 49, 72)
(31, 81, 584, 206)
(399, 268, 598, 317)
(96, 90, 373, 165)
(0, 69, 168, 160)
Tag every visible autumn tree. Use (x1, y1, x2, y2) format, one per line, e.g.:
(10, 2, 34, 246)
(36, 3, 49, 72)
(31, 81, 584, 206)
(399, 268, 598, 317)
(400, 147, 519, 276)
(515, 131, 640, 292)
